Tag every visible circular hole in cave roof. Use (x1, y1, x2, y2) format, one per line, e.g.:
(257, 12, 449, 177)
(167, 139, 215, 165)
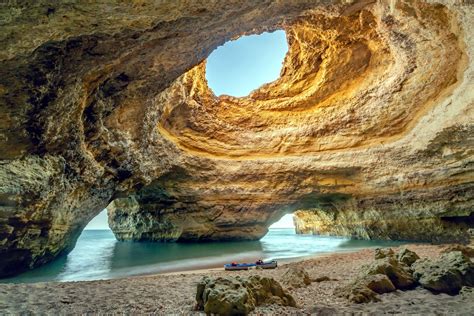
(205, 30, 288, 98)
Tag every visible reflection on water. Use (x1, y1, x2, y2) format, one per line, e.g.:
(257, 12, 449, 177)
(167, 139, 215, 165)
(2, 229, 404, 284)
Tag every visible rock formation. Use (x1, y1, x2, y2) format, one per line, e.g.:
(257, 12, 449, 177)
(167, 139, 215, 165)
(412, 251, 474, 295)
(281, 266, 312, 289)
(293, 207, 474, 243)
(195, 275, 296, 314)
(0, 0, 473, 277)
(339, 247, 474, 303)
(440, 244, 474, 257)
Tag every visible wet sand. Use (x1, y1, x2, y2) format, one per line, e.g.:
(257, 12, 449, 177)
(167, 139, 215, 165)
(0, 243, 472, 315)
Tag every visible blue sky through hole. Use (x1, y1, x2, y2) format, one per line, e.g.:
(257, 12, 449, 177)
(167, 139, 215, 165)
(205, 30, 288, 97)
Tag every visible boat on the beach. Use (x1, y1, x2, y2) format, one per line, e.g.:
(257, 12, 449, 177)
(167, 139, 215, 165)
(256, 260, 277, 269)
(224, 260, 277, 271)
(224, 262, 255, 271)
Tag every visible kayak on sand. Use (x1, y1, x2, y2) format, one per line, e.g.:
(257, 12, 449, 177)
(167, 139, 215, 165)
(224, 260, 278, 271)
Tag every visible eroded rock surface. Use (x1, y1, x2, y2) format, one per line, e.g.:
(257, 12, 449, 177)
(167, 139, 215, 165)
(440, 244, 474, 258)
(195, 275, 296, 315)
(396, 248, 420, 267)
(294, 205, 474, 243)
(281, 266, 311, 289)
(0, 0, 473, 276)
(340, 247, 474, 304)
(412, 251, 474, 295)
(337, 247, 415, 303)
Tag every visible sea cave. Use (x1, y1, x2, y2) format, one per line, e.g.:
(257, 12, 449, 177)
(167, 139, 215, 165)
(0, 0, 473, 314)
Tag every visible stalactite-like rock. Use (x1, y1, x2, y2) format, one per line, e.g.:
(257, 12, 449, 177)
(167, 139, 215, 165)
(0, 0, 473, 277)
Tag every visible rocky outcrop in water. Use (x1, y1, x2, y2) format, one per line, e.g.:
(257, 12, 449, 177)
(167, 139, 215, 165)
(0, 0, 473, 277)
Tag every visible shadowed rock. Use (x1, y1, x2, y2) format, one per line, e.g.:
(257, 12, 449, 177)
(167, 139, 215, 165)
(360, 274, 397, 294)
(337, 273, 396, 304)
(281, 266, 311, 289)
(336, 283, 380, 304)
(412, 251, 474, 295)
(396, 248, 420, 267)
(337, 248, 418, 303)
(362, 256, 416, 290)
(440, 244, 474, 258)
(375, 248, 395, 260)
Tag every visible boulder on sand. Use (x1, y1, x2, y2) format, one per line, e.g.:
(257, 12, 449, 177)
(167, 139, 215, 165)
(196, 275, 296, 315)
(362, 256, 416, 290)
(412, 251, 474, 295)
(336, 274, 396, 303)
(338, 247, 420, 304)
(396, 248, 420, 267)
(440, 244, 474, 258)
(374, 248, 395, 260)
(336, 283, 380, 304)
(281, 266, 311, 288)
(360, 274, 397, 294)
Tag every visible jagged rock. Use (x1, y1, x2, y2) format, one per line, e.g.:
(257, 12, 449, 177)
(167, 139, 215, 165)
(412, 251, 474, 295)
(440, 245, 474, 258)
(338, 248, 416, 304)
(281, 266, 311, 288)
(362, 256, 416, 290)
(375, 248, 395, 260)
(0, 0, 473, 277)
(337, 273, 396, 304)
(196, 275, 296, 315)
(396, 248, 420, 267)
(359, 274, 397, 294)
(459, 286, 474, 299)
(336, 283, 380, 304)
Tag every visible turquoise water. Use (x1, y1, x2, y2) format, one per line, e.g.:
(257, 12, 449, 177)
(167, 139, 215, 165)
(2, 229, 404, 283)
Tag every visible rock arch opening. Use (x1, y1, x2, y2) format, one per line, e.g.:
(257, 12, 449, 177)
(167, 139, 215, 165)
(205, 30, 288, 97)
(269, 214, 295, 230)
(84, 209, 111, 231)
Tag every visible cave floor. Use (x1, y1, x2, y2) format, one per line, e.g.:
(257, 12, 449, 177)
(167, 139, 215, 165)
(0, 244, 472, 315)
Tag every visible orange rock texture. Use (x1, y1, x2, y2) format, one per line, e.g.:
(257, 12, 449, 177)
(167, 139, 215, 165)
(0, 0, 473, 277)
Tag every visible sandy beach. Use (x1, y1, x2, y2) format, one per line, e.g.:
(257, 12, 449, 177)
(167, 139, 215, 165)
(1, 243, 473, 315)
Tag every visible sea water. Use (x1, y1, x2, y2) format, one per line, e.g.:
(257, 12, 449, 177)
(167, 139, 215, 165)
(2, 228, 404, 283)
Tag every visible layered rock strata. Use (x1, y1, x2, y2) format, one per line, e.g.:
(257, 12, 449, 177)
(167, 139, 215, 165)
(0, 0, 473, 277)
(293, 205, 474, 243)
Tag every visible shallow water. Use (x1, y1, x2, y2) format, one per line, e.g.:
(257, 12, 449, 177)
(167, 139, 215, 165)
(2, 228, 404, 283)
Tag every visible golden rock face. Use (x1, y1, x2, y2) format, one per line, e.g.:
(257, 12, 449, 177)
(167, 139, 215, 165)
(159, 5, 463, 158)
(0, 1, 473, 277)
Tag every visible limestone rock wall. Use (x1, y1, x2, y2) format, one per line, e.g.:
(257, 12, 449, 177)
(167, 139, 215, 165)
(0, 0, 473, 277)
(107, 173, 281, 242)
